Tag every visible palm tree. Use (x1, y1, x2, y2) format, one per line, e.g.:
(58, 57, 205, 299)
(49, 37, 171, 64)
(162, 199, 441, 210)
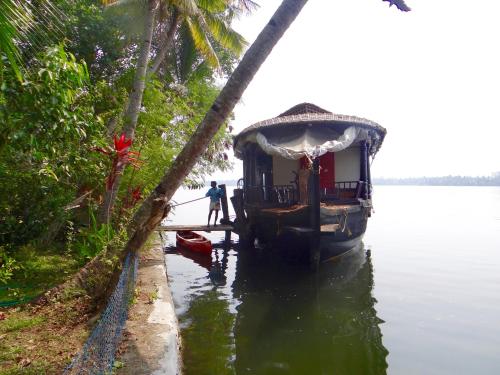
(70, 0, 411, 301)
(123, 0, 412, 255)
(124, 0, 310, 254)
(99, 0, 249, 223)
(148, 0, 256, 75)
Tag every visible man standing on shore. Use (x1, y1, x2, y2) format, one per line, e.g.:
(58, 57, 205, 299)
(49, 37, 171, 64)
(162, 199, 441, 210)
(206, 181, 223, 226)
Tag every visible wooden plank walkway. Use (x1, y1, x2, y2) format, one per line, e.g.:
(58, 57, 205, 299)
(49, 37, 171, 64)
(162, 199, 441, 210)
(156, 224, 233, 232)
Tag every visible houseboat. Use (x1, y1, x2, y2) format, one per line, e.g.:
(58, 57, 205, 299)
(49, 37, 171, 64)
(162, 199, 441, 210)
(230, 103, 386, 261)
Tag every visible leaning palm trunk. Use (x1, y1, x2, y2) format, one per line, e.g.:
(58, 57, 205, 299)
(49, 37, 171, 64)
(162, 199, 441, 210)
(148, 10, 181, 75)
(123, 0, 309, 254)
(99, 0, 157, 224)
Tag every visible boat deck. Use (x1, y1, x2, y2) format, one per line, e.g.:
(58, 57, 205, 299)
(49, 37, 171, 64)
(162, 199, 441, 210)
(260, 202, 360, 215)
(321, 203, 358, 210)
(157, 224, 233, 232)
(284, 223, 341, 234)
(261, 205, 307, 214)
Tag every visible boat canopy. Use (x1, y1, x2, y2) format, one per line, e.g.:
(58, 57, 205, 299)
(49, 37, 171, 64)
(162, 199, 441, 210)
(234, 103, 386, 160)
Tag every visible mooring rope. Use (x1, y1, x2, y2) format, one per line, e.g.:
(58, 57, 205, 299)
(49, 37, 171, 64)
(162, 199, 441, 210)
(170, 196, 208, 207)
(337, 208, 349, 233)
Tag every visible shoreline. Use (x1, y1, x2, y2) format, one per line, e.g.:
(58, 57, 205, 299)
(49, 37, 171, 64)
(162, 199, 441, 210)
(116, 236, 181, 374)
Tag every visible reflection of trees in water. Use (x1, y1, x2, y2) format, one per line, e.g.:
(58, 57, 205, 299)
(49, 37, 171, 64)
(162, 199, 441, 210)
(178, 243, 234, 375)
(181, 289, 235, 375)
(232, 245, 388, 375)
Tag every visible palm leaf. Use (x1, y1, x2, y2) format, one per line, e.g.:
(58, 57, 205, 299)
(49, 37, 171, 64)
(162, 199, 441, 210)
(202, 11, 246, 54)
(171, 0, 199, 16)
(185, 16, 219, 68)
(0, 0, 22, 80)
(0, 0, 65, 81)
(177, 23, 198, 81)
(196, 0, 228, 14)
(232, 0, 259, 14)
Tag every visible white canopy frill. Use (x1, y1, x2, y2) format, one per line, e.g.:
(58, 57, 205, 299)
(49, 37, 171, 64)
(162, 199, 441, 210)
(236, 126, 368, 160)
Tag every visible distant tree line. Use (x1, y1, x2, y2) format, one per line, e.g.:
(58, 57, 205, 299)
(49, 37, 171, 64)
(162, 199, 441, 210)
(373, 173, 500, 186)
(204, 174, 500, 188)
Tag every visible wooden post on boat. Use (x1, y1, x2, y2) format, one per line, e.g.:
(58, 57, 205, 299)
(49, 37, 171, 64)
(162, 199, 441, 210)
(231, 188, 256, 247)
(310, 158, 321, 270)
(219, 184, 231, 242)
(230, 188, 246, 223)
(219, 184, 230, 224)
(360, 141, 369, 199)
(367, 153, 372, 200)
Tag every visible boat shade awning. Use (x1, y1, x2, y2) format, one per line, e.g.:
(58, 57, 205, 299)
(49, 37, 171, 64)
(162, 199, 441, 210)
(235, 126, 370, 160)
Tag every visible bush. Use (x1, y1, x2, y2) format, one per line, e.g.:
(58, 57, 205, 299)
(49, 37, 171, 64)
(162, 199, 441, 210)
(0, 246, 20, 285)
(0, 45, 107, 245)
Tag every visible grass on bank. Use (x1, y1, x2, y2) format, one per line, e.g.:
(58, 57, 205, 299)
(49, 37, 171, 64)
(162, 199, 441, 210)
(0, 234, 159, 374)
(0, 245, 82, 306)
(0, 294, 93, 374)
(0, 244, 93, 374)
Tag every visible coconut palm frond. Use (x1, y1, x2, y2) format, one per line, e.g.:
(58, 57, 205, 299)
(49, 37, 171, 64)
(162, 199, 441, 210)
(196, 0, 227, 14)
(0, 0, 65, 80)
(171, 0, 199, 16)
(185, 16, 219, 68)
(177, 23, 198, 81)
(0, 0, 23, 79)
(203, 12, 246, 54)
(232, 0, 259, 14)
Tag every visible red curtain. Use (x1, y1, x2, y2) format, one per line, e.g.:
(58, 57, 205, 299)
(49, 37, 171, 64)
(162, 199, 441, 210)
(300, 153, 335, 189)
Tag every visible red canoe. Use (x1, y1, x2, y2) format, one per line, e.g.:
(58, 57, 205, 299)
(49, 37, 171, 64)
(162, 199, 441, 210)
(176, 230, 212, 255)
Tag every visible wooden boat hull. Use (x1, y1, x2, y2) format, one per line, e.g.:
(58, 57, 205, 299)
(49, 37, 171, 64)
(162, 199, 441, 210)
(243, 202, 370, 259)
(176, 231, 212, 255)
(319, 233, 364, 259)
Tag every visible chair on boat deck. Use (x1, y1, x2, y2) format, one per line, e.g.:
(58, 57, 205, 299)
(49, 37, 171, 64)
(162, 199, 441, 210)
(272, 185, 295, 206)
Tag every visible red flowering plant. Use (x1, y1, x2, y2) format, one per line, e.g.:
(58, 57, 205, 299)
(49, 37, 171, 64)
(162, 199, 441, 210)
(93, 133, 141, 191)
(122, 185, 143, 209)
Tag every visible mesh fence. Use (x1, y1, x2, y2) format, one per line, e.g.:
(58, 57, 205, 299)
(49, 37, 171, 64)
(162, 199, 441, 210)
(64, 251, 138, 374)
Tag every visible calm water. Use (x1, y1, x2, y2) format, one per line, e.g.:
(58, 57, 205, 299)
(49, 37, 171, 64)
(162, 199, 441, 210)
(163, 186, 500, 374)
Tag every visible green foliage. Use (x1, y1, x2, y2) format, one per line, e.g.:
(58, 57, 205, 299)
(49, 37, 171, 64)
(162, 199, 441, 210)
(0, 246, 20, 285)
(0, 0, 23, 81)
(0, 0, 241, 301)
(74, 209, 114, 260)
(56, 0, 135, 79)
(0, 45, 107, 244)
(0, 244, 81, 304)
(114, 74, 233, 201)
(0, 0, 65, 82)
(2, 45, 97, 154)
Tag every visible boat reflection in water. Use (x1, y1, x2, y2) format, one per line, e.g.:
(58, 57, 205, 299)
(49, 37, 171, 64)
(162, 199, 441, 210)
(167, 239, 388, 375)
(175, 247, 213, 271)
(232, 244, 388, 375)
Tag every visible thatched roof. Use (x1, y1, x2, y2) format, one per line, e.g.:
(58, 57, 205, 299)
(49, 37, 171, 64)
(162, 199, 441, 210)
(234, 103, 387, 153)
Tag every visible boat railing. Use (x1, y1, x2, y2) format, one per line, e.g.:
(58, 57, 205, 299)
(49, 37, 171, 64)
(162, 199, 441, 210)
(244, 181, 366, 206)
(244, 185, 298, 207)
(321, 180, 368, 201)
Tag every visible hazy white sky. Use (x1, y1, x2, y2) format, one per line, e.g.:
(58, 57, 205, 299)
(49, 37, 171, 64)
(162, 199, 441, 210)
(211, 0, 500, 179)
